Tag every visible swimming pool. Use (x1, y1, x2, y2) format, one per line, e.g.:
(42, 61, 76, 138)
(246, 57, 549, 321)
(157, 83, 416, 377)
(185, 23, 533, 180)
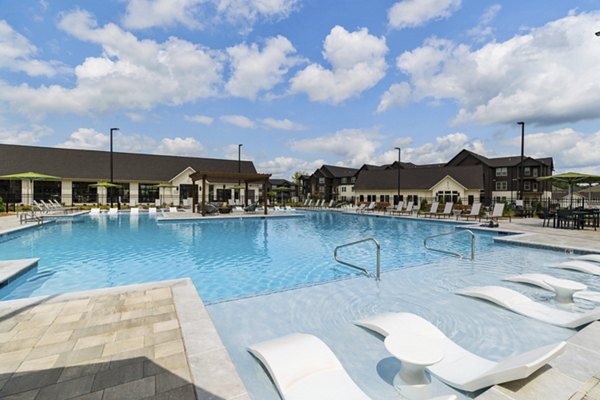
(4, 212, 495, 302)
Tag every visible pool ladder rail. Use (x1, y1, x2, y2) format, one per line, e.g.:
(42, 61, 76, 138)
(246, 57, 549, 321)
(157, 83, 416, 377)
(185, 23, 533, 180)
(334, 237, 381, 280)
(424, 229, 475, 260)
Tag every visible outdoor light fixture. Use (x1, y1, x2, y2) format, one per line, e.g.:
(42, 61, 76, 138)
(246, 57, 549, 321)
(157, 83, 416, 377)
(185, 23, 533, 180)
(595, 31, 600, 36)
(238, 144, 243, 204)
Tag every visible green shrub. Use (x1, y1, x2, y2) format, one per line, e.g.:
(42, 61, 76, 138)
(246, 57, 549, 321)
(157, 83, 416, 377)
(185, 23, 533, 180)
(0, 196, 4, 212)
(420, 198, 428, 211)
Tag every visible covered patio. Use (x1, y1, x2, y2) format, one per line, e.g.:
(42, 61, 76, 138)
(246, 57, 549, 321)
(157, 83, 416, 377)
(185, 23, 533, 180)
(189, 171, 272, 216)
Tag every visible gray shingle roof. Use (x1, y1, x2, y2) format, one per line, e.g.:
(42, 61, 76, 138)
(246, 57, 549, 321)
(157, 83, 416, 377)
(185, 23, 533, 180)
(354, 165, 484, 191)
(0, 144, 257, 182)
(320, 165, 358, 178)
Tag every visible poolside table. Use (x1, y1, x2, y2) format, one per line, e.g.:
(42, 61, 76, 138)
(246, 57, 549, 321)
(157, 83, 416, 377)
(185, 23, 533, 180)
(384, 333, 443, 397)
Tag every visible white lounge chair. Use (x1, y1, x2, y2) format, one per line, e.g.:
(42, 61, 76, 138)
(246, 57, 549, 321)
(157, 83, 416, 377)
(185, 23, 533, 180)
(419, 202, 439, 218)
(355, 312, 566, 392)
(89, 208, 101, 215)
(107, 207, 118, 215)
(503, 273, 600, 303)
(148, 207, 157, 214)
(571, 254, 600, 264)
(361, 202, 376, 213)
(457, 286, 600, 328)
(169, 207, 178, 213)
(461, 203, 481, 220)
(130, 207, 139, 215)
(434, 202, 453, 218)
(387, 201, 403, 215)
(480, 203, 511, 222)
(248, 333, 370, 400)
(553, 260, 600, 276)
(397, 203, 414, 216)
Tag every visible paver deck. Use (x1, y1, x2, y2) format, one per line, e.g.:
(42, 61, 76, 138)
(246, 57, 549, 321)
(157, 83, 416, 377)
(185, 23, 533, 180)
(0, 279, 248, 400)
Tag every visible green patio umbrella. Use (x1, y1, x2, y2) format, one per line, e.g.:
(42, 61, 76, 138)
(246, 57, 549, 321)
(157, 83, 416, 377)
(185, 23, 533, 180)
(152, 183, 176, 205)
(89, 182, 122, 207)
(272, 186, 291, 204)
(537, 172, 600, 208)
(0, 171, 61, 206)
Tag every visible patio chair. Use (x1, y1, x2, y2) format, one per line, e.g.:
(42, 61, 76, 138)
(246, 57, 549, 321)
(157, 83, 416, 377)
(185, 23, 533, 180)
(130, 207, 139, 215)
(89, 208, 101, 215)
(362, 202, 376, 213)
(433, 202, 453, 218)
(148, 207, 157, 214)
(397, 203, 414, 216)
(244, 203, 257, 213)
(169, 207, 178, 213)
(419, 201, 439, 218)
(461, 203, 481, 221)
(355, 203, 366, 213)
(355, 312, 565, 392)
(107, 208, 118, 215)
(248, 333, 370, 400)
(457, 285, 600, 328)
(387, 201, 403, 215)
(480, 203, 511, 222)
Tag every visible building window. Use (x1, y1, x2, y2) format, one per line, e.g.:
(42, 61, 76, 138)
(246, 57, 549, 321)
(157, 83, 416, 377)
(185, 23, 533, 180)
(318, 177, 325, 184)
(341, 187, 347, 192)
(495, 181, 508, 190)
(139, 183, 159, 203)
(73, 182, 97, 203)
(351, 177, 356, 183)
(532, 182, 538, 192)
(524, 167, 531, 177)
(524, 181, 531, 191)
(532, 168, 538, 177)
(496, 167, 507, 177)
(341, 177, 347, 184)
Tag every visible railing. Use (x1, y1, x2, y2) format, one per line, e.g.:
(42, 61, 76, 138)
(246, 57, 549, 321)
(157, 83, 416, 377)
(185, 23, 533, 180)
(424, 229, 475, 260)
(334, 238, 381, 280)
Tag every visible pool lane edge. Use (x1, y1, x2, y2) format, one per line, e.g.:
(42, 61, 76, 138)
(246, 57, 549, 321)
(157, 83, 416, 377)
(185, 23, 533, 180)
(0, 258, 40, 288)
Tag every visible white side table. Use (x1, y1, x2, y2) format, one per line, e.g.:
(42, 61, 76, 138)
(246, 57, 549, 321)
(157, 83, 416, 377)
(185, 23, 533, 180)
(384, 333, 443, 398)
(544, 277, 587, 304)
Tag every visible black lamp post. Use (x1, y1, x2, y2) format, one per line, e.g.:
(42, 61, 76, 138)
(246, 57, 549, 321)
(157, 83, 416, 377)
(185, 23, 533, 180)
(238, 144, 243, 204)
(395, 147, 401, 204)
(517, 122, 525, 201)
(110, 127, 119, 206)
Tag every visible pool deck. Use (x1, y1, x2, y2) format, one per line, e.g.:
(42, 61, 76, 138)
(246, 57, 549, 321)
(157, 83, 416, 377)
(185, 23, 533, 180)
(1, 213, 600, 399)
(0, 278, 248, 400)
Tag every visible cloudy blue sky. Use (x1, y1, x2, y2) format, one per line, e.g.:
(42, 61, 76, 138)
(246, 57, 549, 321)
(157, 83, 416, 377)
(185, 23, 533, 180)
(2, 0, 600, 178)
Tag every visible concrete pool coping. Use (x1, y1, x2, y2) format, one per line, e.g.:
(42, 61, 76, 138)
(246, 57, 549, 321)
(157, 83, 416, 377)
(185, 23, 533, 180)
(0, 258, 40, 288)
(0, 278, 249, 399)
(156, 211, 304, 222)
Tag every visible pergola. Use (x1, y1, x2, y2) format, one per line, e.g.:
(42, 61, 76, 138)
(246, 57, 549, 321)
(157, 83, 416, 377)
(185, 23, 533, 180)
(189, 171, 272, 216)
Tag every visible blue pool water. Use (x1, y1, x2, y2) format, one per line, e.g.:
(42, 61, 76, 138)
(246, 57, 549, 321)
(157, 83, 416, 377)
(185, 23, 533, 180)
(1, 212, 496, 303)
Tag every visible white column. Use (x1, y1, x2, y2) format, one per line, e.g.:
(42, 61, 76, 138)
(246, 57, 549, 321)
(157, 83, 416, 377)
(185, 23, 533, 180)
(61, 180, 73, 206)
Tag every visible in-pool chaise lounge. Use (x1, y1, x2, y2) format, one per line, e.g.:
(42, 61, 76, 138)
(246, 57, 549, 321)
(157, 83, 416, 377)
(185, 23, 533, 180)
(572, 254, 600, 264)
(355, 312, 566, 392)
(433, 202, 454, 218)
(553, 260, 600, 276)
(480, 203, 511, 222)
(419, 201, 439, 218)
(503, 273, 600, 303)
(457, 286, 600, 328)
(248, 333, 370, 400)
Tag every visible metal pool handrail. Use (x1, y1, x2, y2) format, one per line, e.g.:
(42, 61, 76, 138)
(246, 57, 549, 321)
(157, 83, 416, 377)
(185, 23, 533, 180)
(424, 229, 475, 260)
(334, 237, 381, 280)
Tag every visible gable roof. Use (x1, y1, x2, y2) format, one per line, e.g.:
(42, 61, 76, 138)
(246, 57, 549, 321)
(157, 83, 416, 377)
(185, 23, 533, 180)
(320, 165, 358, 178)
(0, 144, 257, 183)
(354, 165, 484, 191)
(446, 149, 553, 168)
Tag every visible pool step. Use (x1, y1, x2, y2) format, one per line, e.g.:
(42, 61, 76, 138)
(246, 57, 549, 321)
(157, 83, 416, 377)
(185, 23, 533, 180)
(478, 321, 600, 399)
(0, 258, 40, 288)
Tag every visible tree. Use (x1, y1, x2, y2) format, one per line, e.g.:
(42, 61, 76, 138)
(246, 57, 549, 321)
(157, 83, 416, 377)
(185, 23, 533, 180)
(292, 170, 307, 186)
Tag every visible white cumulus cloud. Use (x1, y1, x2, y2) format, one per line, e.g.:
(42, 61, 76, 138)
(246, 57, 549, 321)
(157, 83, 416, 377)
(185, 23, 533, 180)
(0, 10, 223, 118)
(226, 35, 298, 99)
(122, 0, 203, 30)
(0, 20, 59, 76)
(155, 137, 205, 156)
(220, 114, 255, 128)
(388, 0, 461, 30)
(290, 25, 388, 104)
(394, 10, 600, 126)
(291, 128, 383, 167)
(185, 114, 214, 125)
(257, 156, 324, 178)
(261, 117, 304, 130)
(377, 82, 412, 113)
(0, 124, 52, 145)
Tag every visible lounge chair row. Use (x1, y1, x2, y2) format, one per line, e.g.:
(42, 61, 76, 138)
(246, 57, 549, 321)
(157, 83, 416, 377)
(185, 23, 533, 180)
(458, 255, 600, 328)
(248, 311, 566, 399)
